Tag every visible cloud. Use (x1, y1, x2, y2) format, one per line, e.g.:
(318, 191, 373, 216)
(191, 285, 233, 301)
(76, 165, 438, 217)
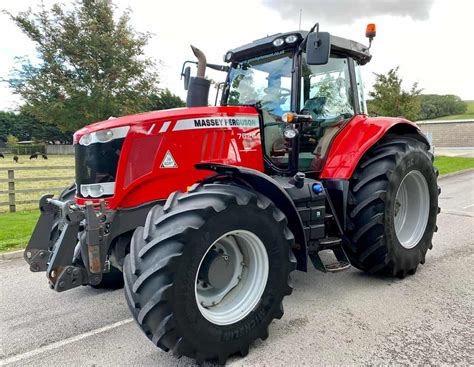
(262, 0, 435, 24)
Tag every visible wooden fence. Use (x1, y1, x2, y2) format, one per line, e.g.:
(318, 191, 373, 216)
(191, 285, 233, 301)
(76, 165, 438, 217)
(0, 166, 74, 213)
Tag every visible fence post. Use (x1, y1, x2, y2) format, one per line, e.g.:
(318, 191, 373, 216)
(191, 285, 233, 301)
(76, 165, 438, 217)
(8, 169, 16, 213)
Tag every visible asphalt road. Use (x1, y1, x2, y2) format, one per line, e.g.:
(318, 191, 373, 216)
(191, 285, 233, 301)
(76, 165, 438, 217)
(1, 171, 473, 366)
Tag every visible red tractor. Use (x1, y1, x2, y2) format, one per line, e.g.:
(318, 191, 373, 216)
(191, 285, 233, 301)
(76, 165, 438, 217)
(25, 24, 439, 364)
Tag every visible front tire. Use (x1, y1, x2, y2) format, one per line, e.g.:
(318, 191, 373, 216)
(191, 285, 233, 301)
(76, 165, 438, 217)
(123, 183, 296, 364)
(344, 136, 440, 277)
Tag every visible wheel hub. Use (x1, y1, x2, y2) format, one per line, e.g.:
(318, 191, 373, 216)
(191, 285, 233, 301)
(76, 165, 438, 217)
(394, 170, 430, 249)
(201, 251, 234, 289)
(195, 230, 269, 325)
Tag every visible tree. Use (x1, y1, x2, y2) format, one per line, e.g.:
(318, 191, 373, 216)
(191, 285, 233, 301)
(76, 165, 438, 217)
(146, 89, 185, 111)
(6, 134, 19, 146)
(418, 94, 467, 120)
(5, 0, 159, 131)
(0, 110, 72, 143)
(367, 67, 422, 121)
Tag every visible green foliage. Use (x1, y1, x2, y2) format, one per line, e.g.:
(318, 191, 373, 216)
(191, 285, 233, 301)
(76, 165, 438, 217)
(6, 0, 159, 132)
(6, 134, 19, 146)
(0, 111, 71, 143)
(368, 66, 422, 121)
(146, 89, 185, 111)
(419, 95, 468, 120)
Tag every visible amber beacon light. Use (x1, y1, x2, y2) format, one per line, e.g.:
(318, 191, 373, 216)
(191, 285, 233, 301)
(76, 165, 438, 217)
(366, 23, 376, 39)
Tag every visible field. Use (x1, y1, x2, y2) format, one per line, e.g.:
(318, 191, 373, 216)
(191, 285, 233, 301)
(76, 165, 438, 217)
(0, 154, 75, 213)
(432, 100, 474, 120)
(0, 154, 472, 253)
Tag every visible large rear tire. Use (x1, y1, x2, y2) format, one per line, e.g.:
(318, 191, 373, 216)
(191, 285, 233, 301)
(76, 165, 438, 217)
(123, 183, 296, 364)
(343, 136, 440, 278)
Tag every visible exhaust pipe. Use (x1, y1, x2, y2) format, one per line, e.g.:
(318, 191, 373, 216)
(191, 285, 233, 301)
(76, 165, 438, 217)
(191, 45, 206, 78)
(186, 45, 211, 107)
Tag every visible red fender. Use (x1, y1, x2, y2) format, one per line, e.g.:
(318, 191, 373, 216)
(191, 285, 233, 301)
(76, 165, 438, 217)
(320, 115, 428, 179)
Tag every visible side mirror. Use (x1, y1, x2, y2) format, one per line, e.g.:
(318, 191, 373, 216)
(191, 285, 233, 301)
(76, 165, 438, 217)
(183, 66, 191, 90)
(305, 32, 330, 65)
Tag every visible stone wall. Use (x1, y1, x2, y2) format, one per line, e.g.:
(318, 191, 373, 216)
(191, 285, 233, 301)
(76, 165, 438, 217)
(46, 144, 74, 155)
(417, 120, 474, 147)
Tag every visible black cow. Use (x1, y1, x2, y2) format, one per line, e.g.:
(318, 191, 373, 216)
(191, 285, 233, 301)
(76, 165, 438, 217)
(30, 153, 38, 160)
(42, 154, 48, 160)
(13, 155, 19, 163)
(0, 153, 4, 159)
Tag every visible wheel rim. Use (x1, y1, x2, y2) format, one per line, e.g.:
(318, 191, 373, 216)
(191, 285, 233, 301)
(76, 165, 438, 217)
(195, 230, 269, 325)
(394, 170, 430, 249)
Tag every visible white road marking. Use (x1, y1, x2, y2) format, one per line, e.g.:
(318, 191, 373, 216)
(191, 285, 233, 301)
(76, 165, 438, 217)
(462, 203, 474, 209)
(0, 318, 133, 366)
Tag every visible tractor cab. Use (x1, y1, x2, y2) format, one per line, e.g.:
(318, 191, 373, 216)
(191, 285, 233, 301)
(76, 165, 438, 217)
(223, 28, 371, 176)
(186, 25, 373, 177)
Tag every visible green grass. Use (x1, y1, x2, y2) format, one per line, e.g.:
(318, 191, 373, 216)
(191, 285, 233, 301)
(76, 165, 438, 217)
(432, 100, 474, 120)
(434, 155, 474, 175)
(0, 210, 39, 253)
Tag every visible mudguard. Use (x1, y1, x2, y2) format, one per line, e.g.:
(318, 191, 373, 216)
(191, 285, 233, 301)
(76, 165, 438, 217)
(196, 163, 308, 271)
(321, 116, 429, 179)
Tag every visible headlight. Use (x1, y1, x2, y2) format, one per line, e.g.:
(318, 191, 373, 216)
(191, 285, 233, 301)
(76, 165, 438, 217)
(272, 38, 284, 47)
(283, 127, 298, 139)
(285, 35, 298, 44)
(96, 129, 114, 142)
(78, 126, 130, 146)
(80, 182, 115, 198)
(79, 133, 92, 146)
(224, 51, 233, 62)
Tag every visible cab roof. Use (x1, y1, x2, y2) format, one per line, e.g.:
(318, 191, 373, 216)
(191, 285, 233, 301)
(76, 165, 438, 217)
(227, 30, 372, 65)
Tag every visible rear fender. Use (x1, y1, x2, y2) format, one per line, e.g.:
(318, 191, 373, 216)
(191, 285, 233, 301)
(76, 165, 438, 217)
(196, 163, 308, 271)
(321, 116, 429, 179)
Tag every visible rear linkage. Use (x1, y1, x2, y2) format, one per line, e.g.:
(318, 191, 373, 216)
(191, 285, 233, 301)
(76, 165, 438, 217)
(24, 194, 112, 292)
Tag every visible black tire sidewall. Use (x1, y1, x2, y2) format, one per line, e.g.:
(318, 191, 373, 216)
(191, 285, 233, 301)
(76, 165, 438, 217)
(171, 201, 291, 352)
(384, 148, 438, 263)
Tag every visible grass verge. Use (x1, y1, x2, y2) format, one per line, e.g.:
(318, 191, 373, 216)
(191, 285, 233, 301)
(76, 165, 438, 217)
(0, 156, 472, 253)
(0, 210, 39, 253)
(434, 155, 474, 175)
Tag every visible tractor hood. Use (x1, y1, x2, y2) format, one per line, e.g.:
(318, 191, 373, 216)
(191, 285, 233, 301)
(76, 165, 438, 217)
(73, 105, 263, 209)
(73, 106, 258, 143)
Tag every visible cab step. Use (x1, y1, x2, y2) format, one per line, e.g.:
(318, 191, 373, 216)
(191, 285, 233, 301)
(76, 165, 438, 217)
(323, 259, 351, 272)
(319, 236, 341, 248)
(308, 241, 351, 273)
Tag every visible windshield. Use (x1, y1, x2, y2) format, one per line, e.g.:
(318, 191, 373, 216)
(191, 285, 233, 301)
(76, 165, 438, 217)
(226, 51, 293, 115)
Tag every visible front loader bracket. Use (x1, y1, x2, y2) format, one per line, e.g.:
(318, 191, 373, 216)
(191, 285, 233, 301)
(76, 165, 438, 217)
(24, 194, 58, 272)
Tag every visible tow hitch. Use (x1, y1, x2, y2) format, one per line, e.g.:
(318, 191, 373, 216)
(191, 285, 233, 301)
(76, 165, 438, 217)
(24, 194, 110, 292)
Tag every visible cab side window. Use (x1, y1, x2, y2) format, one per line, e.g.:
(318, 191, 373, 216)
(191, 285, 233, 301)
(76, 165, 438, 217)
(298, 56, 355, 172)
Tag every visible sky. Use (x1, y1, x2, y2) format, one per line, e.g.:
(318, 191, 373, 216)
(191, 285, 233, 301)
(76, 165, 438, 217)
(0, 0, 473, 111)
